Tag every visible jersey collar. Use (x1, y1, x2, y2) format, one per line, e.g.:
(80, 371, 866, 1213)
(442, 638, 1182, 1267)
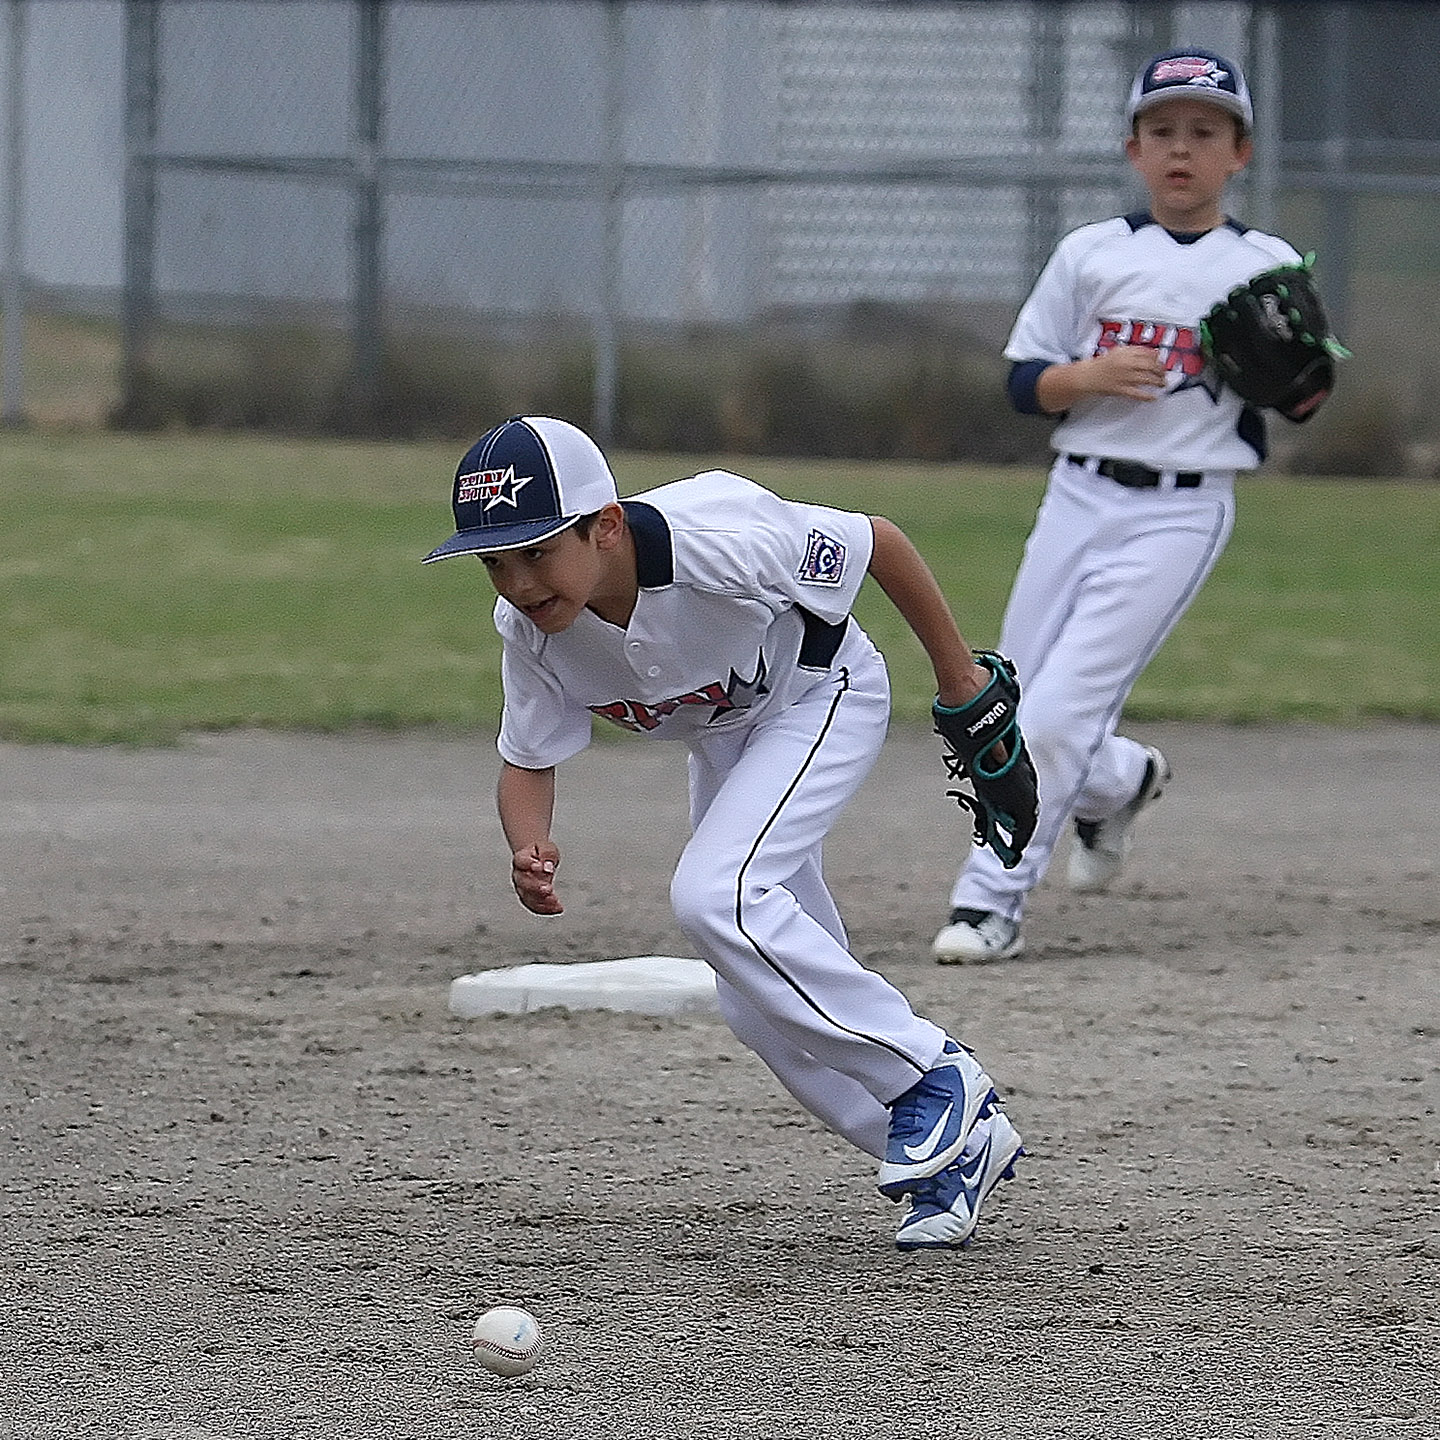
(1124, 210, 1250, 243)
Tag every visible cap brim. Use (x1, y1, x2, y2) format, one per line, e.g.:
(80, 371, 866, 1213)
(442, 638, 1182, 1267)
(421, 514, 580, 563)
(1131, 90, 1251, 127)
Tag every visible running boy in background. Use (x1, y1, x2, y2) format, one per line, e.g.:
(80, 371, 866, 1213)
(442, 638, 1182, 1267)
(934, 48, 1311, 962)
(423, 415, 1037, 1250)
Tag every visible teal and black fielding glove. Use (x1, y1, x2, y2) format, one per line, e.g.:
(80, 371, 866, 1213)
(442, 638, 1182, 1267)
(1200, 254, 1351, 423)
(932, 651, 1039, 870)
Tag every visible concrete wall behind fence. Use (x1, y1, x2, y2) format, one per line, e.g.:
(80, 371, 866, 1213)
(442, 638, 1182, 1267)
(4, 1, 1439, 457)
(10, 2, 1252, 315)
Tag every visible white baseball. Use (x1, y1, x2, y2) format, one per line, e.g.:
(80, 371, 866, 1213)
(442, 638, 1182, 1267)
(471, 1305, 544, 1377)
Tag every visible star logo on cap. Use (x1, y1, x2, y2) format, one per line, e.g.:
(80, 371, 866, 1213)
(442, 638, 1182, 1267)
(457, 464, 535, 511)
(482, 465, 533, 511)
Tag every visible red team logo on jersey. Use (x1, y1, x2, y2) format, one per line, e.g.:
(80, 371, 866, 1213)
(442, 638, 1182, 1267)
(1095, 318, 1204, 376)
(589, 657, 770, 733)
(1094, 318, 1222, 400)
(591, 683, 730, 733)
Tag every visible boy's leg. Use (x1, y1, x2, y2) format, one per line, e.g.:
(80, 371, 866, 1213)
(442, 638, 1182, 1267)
(948, 479, 1235, 925)
(935, 462, 1104, 951)
(714, 975, 889, 1158)
(679, 634, 1024, 1241)
(695, 836, 889, 1155)
(676, 632, 946, 1105)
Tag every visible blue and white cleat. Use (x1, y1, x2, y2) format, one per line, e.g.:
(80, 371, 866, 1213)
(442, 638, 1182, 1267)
(877, 1039, 997, 1199)
(894, 1109, 1024, 1251)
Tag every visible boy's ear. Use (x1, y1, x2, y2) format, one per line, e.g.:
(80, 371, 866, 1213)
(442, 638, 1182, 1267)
(592, 501, 628, 549)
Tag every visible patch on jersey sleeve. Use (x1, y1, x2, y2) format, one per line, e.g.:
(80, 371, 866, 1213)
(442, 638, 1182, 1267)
(797, 529, 847, 585)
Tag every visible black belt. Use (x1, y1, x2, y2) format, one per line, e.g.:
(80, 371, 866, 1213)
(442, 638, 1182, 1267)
(1066, 454, 1202, 489)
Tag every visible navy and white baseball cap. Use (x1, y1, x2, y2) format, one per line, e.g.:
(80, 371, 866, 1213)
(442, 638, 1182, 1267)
(1127, 48, 1253, 132)
(422, 416, 619, 562)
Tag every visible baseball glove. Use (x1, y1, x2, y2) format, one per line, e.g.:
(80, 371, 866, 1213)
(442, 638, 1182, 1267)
(933, 651, 1039, 870)
(1200, 254, 1350, 423)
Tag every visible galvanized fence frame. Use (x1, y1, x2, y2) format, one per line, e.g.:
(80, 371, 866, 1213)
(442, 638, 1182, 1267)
(0, 0, 1428, 440)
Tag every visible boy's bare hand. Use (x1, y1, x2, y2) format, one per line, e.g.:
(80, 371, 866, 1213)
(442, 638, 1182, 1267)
(512, 843, 563, 914)
(1084, 345, 1168, 400)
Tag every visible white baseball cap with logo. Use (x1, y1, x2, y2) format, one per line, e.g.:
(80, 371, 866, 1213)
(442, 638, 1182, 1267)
(422, 416, 620, 562)
(1127, 48, 1254, 133)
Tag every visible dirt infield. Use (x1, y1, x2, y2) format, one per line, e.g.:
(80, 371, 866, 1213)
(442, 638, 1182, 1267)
(2, 723, 1438, 1439)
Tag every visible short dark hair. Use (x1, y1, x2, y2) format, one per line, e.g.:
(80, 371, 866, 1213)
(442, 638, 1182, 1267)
(1131, 108, 1248, 146)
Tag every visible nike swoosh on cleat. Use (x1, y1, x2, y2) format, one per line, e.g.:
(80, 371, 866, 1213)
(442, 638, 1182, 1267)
(901, 1101, 954, 1162)
(955, 1137, 993, 1184)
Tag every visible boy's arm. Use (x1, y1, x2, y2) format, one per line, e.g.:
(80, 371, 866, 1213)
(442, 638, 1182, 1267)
(1031, 347, 1167, 412)
(866, 516, 1039, 868)
(865, 517, 989, 706)
(497, 761, 563, 915)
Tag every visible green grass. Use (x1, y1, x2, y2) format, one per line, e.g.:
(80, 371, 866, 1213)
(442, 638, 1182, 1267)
(3, 431, 1437, 744)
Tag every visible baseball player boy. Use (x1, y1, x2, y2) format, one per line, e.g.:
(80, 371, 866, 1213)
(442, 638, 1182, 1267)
(933, 47, 1306, 962)
(424, 415, 1034, 1249)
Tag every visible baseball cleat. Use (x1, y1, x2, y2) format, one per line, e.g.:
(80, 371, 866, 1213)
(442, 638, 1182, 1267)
(931, 908, 1023, 964)
(1067, 744, 1171, 893)
(877, 1039, 997, 1198)
(894, 1108, 1024, 1251)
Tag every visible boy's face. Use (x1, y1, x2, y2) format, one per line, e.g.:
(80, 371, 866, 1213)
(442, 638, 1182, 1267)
(1125, 98, 1252, 230)
(476, 506, 625, 634)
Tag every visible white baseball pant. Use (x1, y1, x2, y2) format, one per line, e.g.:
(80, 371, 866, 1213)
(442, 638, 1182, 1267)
(949, 455, 1236, 920)
(671, 624, 946, 1160)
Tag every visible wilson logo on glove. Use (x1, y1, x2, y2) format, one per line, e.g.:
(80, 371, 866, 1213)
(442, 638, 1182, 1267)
(932, 652, 1040, 871)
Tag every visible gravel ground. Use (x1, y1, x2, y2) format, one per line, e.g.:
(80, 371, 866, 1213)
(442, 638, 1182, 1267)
(2, 722, 1438, 1440)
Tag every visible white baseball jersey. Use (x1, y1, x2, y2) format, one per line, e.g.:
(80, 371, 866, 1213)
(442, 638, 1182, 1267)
(495, 470, 875, 769)
(494, 468, 957, 1157)
(1007, 212, 1301, 472)
(947, 209, 1301, 928)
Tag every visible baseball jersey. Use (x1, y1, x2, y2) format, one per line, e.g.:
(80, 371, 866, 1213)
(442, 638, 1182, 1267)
(1007, 212, 1301, 471)
(494, 470, 875, 770)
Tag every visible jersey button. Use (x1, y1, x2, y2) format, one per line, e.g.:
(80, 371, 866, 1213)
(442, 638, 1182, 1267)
(646, 666, 661, 677)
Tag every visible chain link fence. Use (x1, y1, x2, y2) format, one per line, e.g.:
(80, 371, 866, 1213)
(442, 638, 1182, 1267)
(4, 0, 1439, 466)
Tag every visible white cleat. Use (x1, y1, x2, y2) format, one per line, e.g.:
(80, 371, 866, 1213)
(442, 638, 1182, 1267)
(1068, 744, 1171, 894)
(894, 1109, 1025, 1251)
(877, 1039, 996, 1197)
(931, 908, 1023, 964)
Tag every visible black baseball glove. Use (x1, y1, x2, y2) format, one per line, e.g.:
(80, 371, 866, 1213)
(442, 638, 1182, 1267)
(933, 651, 1039, 870)
(1200, 254, 1350, 423)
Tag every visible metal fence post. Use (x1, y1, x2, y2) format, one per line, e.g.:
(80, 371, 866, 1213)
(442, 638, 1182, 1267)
(0, 0, 26, 426)
(592, 0, 623, 447)
(2, 0, 27, 426)
(121, 0, 159, 424)
(1025, 2, 1065, 290)
(1319, 1, 1354, 336)
(1246, 2, 1280, 235)
(353, 0, 385, 431)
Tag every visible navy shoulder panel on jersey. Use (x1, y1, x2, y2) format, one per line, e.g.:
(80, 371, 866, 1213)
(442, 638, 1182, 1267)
(1238, 404, 1268, 462)
(623, 500, 674, 588)
(1007, 359, 1051, 415)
